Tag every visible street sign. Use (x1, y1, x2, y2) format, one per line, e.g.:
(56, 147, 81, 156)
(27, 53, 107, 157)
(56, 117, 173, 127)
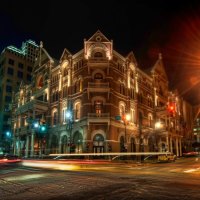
(115, 115, 121, 120)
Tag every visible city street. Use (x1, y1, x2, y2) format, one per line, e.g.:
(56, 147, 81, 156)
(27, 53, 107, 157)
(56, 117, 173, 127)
(0, 156, 200, 200)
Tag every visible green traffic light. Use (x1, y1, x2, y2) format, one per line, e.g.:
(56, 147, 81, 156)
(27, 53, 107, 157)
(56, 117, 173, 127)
(41, 126, 46, 132)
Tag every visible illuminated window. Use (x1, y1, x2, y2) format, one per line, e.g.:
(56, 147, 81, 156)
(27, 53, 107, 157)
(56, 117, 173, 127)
(94, 52, 103, 58)
(63, 68, 68, 76)
(94, 73, 103, 80)
(95, 101, 102, 116)
(75, 103, 81, 120)
(148, 114, 153, 127)
(131, 109, 135, 123)
(53, 111, 58, 126)
(119, 103, 125, 117)
(63, 108, 67, 123)
(37, 76, 43, 88)
(120, 84, 125, 95)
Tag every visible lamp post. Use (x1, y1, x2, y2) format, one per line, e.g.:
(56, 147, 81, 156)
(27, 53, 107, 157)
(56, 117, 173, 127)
(5, 131, 12, 154)
(66, 110, 73, 153)
(154, 121, 162, 152)
(123, 113, 130, 152)
(33, 119, 47, 157)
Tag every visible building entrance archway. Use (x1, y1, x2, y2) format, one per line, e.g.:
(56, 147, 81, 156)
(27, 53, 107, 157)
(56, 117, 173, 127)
(73, 131, 83, 153)
(61, 135, 68, 153)
(93, 134, 104, 153)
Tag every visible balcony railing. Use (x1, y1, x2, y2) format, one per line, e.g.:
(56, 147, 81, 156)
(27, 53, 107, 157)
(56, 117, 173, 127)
(88, 113, 110, 118)
(88, 82, 109, 88)
(87, 113, 110, 125)
(15, 99, 48, 114)
(88, 58, 109, 63)
(32, 85, 48, 98)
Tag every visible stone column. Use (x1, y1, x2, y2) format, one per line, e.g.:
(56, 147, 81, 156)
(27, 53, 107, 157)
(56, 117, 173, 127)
(179, 138, 182, 156)
(59, 136, 62, 153)
(17, 137, 21, 156)
(170, 137, 173, 153)
(30, 129, 35, 157)
(166, 136, 169, 152)
(13, 136, 16, 155)
(176, 138, 179, 157)
(25, 135, 29, 158)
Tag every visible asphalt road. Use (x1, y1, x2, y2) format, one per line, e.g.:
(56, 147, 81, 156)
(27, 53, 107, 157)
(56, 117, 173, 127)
(0, 156, 200, 200)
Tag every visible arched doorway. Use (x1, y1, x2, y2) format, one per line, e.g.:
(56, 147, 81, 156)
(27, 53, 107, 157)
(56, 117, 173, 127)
(73, 131, 83, 153)
(161, 143, 166, 152)
(93, 134, 104, 153)
(148, 137, 155, 152)
(61, 135, 68, 153)
(120, 136, 126, 152)
(172, 140, 176, 155)
(50, 135, 58, 154)
(130, 137, 136, 152)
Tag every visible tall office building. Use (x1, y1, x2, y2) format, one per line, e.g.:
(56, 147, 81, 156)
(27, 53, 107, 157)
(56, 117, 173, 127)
(0, 40, 39, 152)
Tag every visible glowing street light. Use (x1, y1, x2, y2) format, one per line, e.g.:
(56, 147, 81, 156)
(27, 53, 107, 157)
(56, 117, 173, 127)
(155, 121, 161, 129)
(66, 110, 73, 153)
(154, 120, 162, 152)
(33, 122, 39, 128)
(123, 113, 130, 151)
(6, 131, 11, 138)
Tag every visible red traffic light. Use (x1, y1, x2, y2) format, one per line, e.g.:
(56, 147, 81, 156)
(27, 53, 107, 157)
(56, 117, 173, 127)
(169, 105, 174, 111)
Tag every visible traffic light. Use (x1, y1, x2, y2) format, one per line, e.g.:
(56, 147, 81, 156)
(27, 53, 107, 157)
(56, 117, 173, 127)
(168, 103, 175, 117)
(39, 119, 47, 132)
(40, 125, 46, 132)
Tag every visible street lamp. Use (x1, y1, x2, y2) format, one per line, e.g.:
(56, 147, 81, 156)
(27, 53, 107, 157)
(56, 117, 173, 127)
(32, 119, 47, 157)
(66, 110, 73, 153)
(5, 131, 12, 154)
(123, 113, 130, 152)
(154, 121, 162, 152)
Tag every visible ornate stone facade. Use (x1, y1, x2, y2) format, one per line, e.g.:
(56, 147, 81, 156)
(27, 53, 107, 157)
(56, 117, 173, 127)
(12, 31, 194, 157)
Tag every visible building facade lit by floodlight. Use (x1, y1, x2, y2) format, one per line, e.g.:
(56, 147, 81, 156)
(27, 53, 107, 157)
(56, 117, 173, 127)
(11, 31, 195, 157)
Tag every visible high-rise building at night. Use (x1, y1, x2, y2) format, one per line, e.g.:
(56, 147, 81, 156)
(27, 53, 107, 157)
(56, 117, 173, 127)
(11, 31, 195, 157)
(0, 40, 39, 152)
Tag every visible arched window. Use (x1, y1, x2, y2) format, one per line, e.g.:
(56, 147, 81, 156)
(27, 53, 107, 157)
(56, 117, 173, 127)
(147, 96, 153, 107)
(93, 134, 104, 153)
(94, 52, 103, 58)
(75, 102, 81, 120)
(73, 131, 83, 153)
(131, 109, 135, 123)
(94, 73, 103, 80)
(37, 76, 43, 88)
(63, 68, 68, 77)
(131, 138, 136, 152)
(148, 114, 153, 127)
(52, 110, 58, 126)
(95, 100, 103, 116)
(120, 84, 125, 95)
(119, 103, 125, 117)
(120, 136, 125, 152)
(61, 135, 68, 153)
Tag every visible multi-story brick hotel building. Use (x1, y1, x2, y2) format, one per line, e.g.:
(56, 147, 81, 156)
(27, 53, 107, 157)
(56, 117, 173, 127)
(12, 31, 194, 157)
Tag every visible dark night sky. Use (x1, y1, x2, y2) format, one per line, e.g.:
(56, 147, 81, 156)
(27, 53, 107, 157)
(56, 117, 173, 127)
(1, 0, 200, 104)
